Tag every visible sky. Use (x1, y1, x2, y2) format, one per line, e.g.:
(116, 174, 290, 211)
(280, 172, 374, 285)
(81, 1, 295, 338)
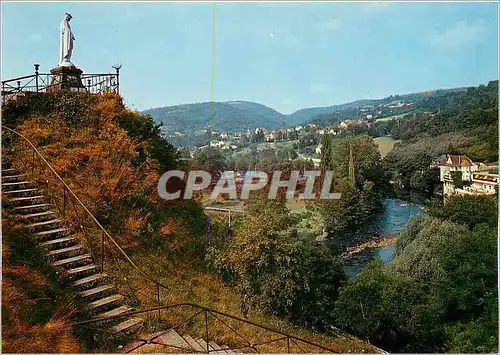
(1, 1, 498, 114)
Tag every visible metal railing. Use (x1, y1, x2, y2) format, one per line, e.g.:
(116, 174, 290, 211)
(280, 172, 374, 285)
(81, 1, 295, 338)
(76, 303, 339, 353)
(2, 127, 342, 353)
(1, 64, 120, 104)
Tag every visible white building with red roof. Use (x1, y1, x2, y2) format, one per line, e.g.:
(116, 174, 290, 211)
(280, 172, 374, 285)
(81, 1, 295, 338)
(438, 154, 478, 183)
(435, 154, 498, 196)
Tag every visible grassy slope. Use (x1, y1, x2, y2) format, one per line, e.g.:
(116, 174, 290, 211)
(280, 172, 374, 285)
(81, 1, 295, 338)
(374, 136, 401, 157)
(106, 250, 379, 353)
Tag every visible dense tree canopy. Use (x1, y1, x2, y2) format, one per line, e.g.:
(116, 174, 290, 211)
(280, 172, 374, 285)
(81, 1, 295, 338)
(334, 208, 498, 353)
(208, 191, 347, 327)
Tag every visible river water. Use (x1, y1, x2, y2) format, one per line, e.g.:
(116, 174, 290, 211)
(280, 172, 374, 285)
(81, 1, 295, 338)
(324, 198, 424, 278)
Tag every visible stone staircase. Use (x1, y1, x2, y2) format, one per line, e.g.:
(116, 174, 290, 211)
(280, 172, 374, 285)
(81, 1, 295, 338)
(122, 329, 237, 353)
(2, 166, 239, 353)
(1, 167, 144, 335)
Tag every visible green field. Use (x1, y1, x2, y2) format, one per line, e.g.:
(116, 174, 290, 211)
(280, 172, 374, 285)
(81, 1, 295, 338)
(374, 136, 401, 157)
(375, 112, 411, 122)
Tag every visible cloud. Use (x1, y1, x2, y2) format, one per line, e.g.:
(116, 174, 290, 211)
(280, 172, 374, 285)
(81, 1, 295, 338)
(429, 20, 486, 49)
(310, 83, 331, 94)
(321, 18, 342, 31)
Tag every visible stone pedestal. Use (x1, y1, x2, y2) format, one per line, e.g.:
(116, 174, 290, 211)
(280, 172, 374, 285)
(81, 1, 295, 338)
(48, 66, 86, 93)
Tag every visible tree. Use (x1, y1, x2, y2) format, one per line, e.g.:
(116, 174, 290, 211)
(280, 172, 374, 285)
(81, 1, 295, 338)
(192, 146, 227, 175)
(319, 133, 332, 174)
(333, 261, 439, 352)
(331, 135, 384, 188)
(209, 191, 347, 326)
(334, 215, 498, 352)
(427, 194, 498, 230)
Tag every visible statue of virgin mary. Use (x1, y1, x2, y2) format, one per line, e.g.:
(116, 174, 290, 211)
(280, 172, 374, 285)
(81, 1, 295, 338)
(59, 13, 75, 66)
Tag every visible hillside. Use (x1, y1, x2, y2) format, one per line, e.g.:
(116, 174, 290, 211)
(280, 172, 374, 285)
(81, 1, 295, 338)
(143, 86, 470, 135)
(287, 99, 379, 125)
(143, 101, 286, 133)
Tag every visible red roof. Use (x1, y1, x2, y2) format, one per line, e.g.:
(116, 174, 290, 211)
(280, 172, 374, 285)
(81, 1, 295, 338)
(439, 155, 474, 167)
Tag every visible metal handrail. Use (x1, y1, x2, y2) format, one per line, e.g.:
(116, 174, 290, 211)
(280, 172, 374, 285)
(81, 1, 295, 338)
(2, 127, 343, 354)
(204, 207, 244, 213)
(3, 127, 169, 292)
(1, 71, 119, 103)
(1, 73, 39, 83)
(76, 303, 340, 353)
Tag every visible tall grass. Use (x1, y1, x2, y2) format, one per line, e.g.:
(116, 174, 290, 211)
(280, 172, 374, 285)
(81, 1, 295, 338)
(2, 207, 83, 353)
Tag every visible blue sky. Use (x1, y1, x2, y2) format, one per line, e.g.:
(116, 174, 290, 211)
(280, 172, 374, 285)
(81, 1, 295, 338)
(1, 1, 498, 114)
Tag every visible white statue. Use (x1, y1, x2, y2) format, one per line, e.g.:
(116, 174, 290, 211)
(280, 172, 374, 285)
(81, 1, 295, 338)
(59, 13, 75, 67)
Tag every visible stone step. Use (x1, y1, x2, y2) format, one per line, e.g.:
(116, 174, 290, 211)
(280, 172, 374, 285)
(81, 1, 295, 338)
(93, 305, 133, 320)
(1, 168, 17, 174)
(13, 203, 51, 212)
(109, 317, 144, 334)
(72, 273, 109, 290)
(183, 334, 206, 352)
(22, 210, 57, 220)
(79, 284, 115, 300)
(9, 195, 45, 203)
(196, 338, 215, 353)
(52, 253, 91, 267)
(209, 341, 228, 353)
(1, 174, 24, 182)
(157, 329, 191, 350)
(3, 188, 38, 195)
(66, 264, 99, 278)
(1, 181, 32, 188)
(220, 345, 235, 353)
(26, 218, 62, 230)
(34, 227, 72, 240)
(40, 236, 78, 249)
(121, 340, 145, 353)
(1, 174, 24, 181)
(87, 294, 123, 313)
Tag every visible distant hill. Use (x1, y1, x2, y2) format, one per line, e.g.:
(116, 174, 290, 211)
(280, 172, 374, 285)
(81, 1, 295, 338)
(142, 86, 471, 134)
(286, 99, 379, 125)
(143, 101, 287, 133)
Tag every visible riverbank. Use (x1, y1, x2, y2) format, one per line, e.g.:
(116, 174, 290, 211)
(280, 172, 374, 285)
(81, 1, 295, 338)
(338, 198, 423, 277)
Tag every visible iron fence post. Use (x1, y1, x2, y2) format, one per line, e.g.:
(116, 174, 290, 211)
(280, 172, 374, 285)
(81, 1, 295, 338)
(32, 149, 35, 179)
(63, 187, 67, 218)
(34, 64, 40, 92)
(113, 65, 121, 94)
(157, 285, 161, 319)
(101, 232, 105, 272)
(205, 310, 209, 353)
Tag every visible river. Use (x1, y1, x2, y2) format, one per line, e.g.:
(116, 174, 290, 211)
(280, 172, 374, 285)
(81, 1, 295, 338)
(322, 198, 424, 278)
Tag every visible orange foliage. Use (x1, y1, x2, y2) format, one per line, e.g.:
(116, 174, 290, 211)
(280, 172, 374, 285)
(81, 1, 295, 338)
(13, 94, 164, 245)
(158, 218, 192, 252)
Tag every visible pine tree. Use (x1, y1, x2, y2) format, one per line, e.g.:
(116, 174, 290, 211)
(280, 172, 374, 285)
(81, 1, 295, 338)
(348, 142, 356, 186)
(320, 133, 332, 175)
